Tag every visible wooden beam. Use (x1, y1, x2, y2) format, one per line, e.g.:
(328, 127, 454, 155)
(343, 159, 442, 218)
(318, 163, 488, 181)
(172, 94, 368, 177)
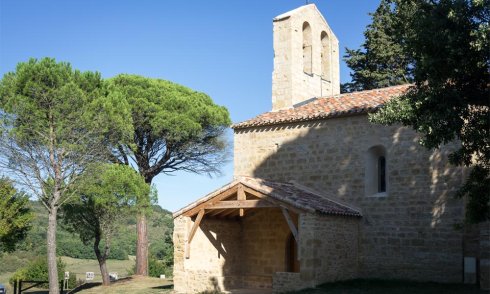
(185, 209, 205, 259)
(238, 185, 246, 217)
(183, 185, 239, 217)
(281, 207, 299, 244)
(206, 200, 276, 209)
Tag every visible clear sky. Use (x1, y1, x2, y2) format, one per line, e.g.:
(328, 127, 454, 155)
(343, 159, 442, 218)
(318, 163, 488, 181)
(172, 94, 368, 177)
(0, 0, 380, 212)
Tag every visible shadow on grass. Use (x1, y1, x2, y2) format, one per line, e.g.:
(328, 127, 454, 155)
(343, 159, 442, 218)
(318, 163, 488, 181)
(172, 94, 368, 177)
(69, 277, 134, 293)
(289, 279, 486, 294)
(151, 284, 173, 290)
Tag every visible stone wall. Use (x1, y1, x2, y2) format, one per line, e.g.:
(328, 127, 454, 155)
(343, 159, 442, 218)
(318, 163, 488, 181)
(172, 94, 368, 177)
(272, 272, 303, 293)
(241, 208, 294, 289)
(234, 114, 466, 283)
(295, 213, 359, 289)
(173, 216, 243, 293)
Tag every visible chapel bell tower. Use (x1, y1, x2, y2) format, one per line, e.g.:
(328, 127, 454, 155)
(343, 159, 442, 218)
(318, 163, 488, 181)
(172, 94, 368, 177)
(272, 4, 340, 111)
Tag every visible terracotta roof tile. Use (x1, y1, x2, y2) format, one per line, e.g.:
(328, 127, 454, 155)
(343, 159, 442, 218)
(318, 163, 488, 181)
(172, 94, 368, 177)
(240, 177, 361, 217)
(173, 176, 362, 218)
(232, 84, 410, 129)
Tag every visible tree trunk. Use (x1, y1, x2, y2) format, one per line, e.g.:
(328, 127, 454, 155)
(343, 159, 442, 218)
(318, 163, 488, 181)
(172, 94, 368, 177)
(47, 207, 59, 294)
(94, 236, 110, 286)
(136, 213, 148, 275)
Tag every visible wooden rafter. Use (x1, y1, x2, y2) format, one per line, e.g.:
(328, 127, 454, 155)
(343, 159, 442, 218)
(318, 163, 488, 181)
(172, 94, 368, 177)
(185, 209, 205, 258)
(281, 207, 299, 244)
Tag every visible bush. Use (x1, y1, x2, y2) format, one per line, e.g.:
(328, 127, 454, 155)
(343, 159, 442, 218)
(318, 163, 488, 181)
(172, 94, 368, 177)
(126, 255, 172, 278)
(9, 257, 65, 287)
(67, 274, 77, 289)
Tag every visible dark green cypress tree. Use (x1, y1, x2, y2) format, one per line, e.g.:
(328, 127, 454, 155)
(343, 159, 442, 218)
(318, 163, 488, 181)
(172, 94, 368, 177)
(342, 0, 413, 92)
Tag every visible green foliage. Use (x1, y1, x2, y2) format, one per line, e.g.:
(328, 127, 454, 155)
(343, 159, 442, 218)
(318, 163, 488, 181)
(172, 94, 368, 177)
(0, 57, 109, 290)
(61, 164, 150, 260)
(149, 232, 173, 267)
(0, 177, 33, 252)
(148, 257, 169, 278)
(0, 252, 31, 273)
(369, 0, 490, 223)
(67, 273, 77, 289)
(9, 257, 65, 286)
(107, 74, 231, 182)
(10, 201, 171, 260)
(343, 0, 413, 92)
(128, 255, 172, 278)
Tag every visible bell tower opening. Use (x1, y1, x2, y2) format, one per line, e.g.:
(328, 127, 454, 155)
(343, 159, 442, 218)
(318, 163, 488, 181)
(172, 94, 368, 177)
(321, 31, 331, 81)
(303, 22, 313, 75)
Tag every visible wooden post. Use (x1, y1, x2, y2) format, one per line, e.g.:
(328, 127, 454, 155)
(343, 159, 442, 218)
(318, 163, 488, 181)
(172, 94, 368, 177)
(281, 207, 299, 244)
(185, 209, 205, 259)
(13, 279, 17, 294)
(237, 185, 246, 217)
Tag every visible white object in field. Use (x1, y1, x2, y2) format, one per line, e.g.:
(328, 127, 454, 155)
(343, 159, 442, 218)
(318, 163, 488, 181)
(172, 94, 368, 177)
(64, 271, 70, 279)
(109, 272, 118, 281)
(464, 257, 477, 284)
(160, 274, 166, 279)
(86, 272, 95, 281)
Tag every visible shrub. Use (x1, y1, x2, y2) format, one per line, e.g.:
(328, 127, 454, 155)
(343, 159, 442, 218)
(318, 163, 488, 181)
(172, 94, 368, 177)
(126, 255, 172, 278)
(9, 256, 65, 287)
(67, 274, 77, 289)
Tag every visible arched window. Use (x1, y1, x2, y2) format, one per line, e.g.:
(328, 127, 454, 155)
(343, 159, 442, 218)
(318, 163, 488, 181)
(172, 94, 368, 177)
(302, 22, 312, 75)
(366, 145, 387, 196)
(321, 31, 331, 80)
(378, 156, 386, 193)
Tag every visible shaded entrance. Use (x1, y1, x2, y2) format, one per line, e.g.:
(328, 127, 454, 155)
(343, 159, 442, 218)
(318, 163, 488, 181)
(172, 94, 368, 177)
(172, 176, 362, 293)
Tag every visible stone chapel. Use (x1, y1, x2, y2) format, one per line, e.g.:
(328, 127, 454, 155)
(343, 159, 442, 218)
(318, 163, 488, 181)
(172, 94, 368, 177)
(173, 4, 489, 293)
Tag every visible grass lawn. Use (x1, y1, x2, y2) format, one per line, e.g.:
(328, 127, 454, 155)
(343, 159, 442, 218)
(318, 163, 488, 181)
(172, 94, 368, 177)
(61, 255, 135, 283)
(291, 279, 487, 294)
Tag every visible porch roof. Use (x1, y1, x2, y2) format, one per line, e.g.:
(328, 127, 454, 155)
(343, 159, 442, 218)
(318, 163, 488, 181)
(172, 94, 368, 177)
(173, 176, 362, 218)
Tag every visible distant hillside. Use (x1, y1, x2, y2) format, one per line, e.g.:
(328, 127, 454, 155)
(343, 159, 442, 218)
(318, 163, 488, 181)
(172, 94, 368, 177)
(11, 200, 174, 261)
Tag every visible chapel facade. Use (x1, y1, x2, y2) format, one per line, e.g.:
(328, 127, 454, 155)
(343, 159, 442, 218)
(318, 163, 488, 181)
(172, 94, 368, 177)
(173, 4, 489, 293)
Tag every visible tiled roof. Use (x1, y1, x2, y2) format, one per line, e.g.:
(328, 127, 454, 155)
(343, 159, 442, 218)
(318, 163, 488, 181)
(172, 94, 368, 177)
(232, 84, 410, 129)
(173, 176, 362, 218)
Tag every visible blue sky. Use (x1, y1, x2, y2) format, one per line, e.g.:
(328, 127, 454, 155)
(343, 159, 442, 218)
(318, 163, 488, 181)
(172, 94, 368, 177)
(0, 0, 380, 212)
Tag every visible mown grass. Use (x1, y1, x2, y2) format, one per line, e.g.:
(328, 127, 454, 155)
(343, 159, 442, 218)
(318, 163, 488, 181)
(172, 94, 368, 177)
(290, 279, 486, 294)
(61, 255, 135, 283)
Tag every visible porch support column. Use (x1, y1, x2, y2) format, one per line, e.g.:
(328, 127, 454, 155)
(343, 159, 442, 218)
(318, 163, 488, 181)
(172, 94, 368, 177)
(237, 185, 246, 217)
(185, 209, 205, 259)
